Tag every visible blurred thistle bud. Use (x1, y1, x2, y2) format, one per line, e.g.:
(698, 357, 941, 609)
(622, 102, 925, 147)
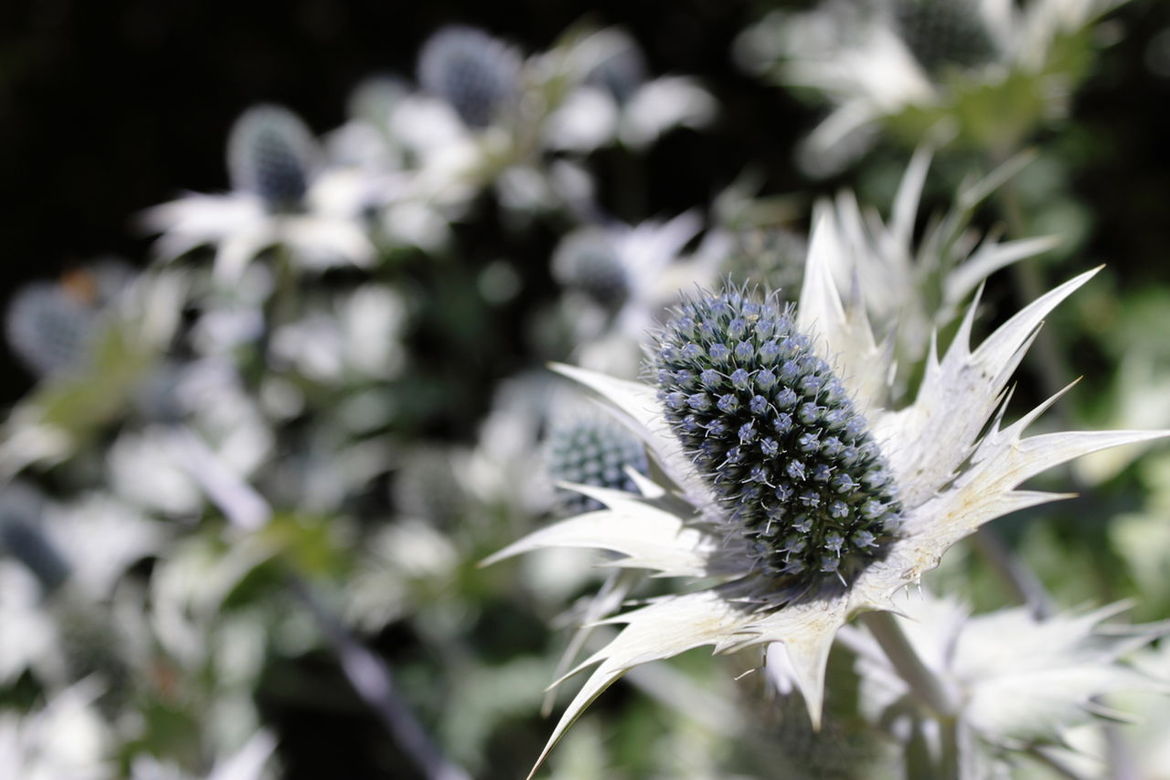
(228, 104, 318, 211)
(892, 0, 998, 75)
(584, 30, 648, 104)
(417, 25, 523, 129)
(5, 278, 98, 379)
(654, 288, 900, 589)
(51, 595, 134, 715)
(0, 482, 71, 594)
(545, 416, 648, 516)
(722, 227, 807, 297)
(551, 229, 630, 313)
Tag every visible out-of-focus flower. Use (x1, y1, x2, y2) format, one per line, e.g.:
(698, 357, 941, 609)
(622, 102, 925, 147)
(130, 730, 278, 780)
(0, 482, 158, 690)
(542, 28, 717, 153)
(552, 212, 713, 375)
(143, 104, 374, 280)
(4, 262, 135, 380)
(545, 411, 648, 517)
(0, 681, 113, 780)
(738, 0, 1127, 174)
(0, 265, 187, 472)
(838, 588, 1167, 773)
(488, 209, 1163, 774)
(271, 284, 407, 385)
(418, 26, 523, 131)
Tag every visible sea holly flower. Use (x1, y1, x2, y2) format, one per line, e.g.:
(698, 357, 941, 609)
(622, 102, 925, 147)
(737, 0, 1129, 174)
(143, 104, 374, 281)
(486, 213, 1165, 775)
(838, 588, 1169, 773)
(551, 213, 717, 376)
(417, 26, 523, 131)
(545, 413, 649, 517)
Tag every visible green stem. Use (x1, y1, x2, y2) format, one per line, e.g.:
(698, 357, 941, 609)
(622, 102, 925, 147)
(860, 611, 958, 719)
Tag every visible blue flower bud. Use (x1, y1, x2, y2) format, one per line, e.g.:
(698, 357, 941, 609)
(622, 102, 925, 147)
(653, 288, 901, 589)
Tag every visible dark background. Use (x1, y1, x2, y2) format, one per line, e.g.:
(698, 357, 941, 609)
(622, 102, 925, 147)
(3, 0, 1170, 401)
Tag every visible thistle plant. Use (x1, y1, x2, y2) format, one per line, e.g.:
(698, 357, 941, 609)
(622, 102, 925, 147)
(489, 211, 1167, 776)
(737, 0, 1129, 173)
(545, 415, 648, 516)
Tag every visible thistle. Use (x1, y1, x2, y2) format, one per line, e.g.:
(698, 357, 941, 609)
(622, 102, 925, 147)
(5, 280, 97, 378)
(487, 211, 1166, 777)
(142, 102, 373, 280)
(545, 416, 648, 516)
(227, 104, 317, 212)
(417, 26, 522, 130)
(0, 482, 70, 594)
(551, 230, 630, 313)
(740, 0, 1130, 174)
(841, 589, 1168, 772)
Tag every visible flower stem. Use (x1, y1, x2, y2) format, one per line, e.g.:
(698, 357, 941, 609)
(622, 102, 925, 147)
(860, 611, 959, 719)
(289, 576, 471, 780)
(971, 527, 1052, 619)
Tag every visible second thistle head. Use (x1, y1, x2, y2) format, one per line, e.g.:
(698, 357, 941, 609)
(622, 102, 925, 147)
(653, 287, 902, 592)
(227, 104, 318, 212)
(417, 26, 523, 130)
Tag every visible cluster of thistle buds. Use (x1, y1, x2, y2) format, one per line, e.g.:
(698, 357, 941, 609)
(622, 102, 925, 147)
(653, 288, 902, 590)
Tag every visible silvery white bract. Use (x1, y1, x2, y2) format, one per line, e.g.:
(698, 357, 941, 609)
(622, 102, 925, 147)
(1053, 640, 1170, 778)
(271, 285, 408, 385)
(838, 588, 1167, 774)
(143, 104, 375, 281)
(813, 150, 1061, 377)
(541, 28, 717, 153)
(488, 207, 1165, 774)
(737, 0, 1128, 174)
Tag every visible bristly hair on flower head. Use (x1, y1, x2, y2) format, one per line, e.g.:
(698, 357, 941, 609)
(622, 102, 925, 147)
(652, 286, 901, 597)
(486, 212, 1167, 778)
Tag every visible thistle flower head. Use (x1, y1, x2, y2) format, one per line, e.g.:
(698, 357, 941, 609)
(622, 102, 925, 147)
(654, 289, 900, 590)
(892, 0, 998, 74)
(227, 104, 317, 212)
(0, 482, 70, 595)
(5, 280, 97, 378)
(551, 229, 630, 312)
(841, 589, 1169, 765)
(488, 192, 1167, 777)
(417, 26, 522, 130)
(546, 416, 648, 516)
